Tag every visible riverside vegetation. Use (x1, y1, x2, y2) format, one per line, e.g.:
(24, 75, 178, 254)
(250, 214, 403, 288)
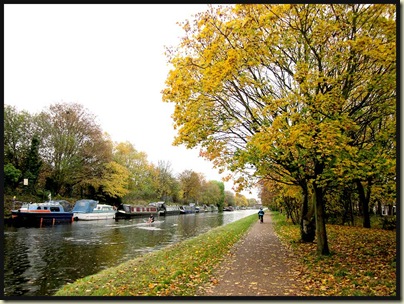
(54, 211, 396, 297)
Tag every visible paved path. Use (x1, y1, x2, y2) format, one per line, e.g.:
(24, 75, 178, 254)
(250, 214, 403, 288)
(197, 212, 304, 296)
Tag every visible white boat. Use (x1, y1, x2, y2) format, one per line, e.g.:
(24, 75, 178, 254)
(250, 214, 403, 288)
(72, 199, 116, 221)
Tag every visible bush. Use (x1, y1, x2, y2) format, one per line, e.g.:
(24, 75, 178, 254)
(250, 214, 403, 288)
(380, 215, 396, 230)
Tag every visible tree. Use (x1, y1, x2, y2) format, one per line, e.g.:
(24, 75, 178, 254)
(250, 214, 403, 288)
(4, 105, 36, 191)
(235, 193, 248, 207)
(162, 4, 396, 255)
(113, 141, 158, 202)
(23, 135, 42, 194)
(259, 179, 281, 211)
(213, 180, 225, 210)
(37, 102, 112, 196)
(200, 180, 223, 207)
(247, 197, 258, 207)
(224, 191, 235, 208)
(178, 170, 204, 204)
(156, 160, 180, 203)
(4, 163, 21, 191)
(98, 161, 130, 202)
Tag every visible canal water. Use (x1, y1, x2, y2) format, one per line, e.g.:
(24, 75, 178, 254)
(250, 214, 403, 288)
(4, 210, 257, 296)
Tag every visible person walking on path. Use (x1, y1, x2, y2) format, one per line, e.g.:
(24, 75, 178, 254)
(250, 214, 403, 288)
(197, 211, 304, 296)
(258, 207, 265, 223)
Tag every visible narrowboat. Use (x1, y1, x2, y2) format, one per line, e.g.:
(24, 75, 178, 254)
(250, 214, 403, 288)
(158, 203, 181, 216)
(115, 204, 160, 220)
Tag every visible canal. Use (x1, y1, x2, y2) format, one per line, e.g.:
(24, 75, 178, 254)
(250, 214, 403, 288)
(4, 209, 257, 296)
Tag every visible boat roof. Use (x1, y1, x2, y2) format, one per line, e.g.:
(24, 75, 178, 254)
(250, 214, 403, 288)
(22, 200, 69, 205)
(20, 200, 72, 212)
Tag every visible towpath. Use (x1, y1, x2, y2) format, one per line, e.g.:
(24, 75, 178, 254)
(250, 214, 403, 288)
(196, 212, 305, 297)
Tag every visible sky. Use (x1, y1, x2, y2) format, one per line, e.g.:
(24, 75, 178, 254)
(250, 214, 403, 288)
(4, 4, 259, 199)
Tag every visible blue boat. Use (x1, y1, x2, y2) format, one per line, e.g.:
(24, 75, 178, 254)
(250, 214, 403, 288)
(179, 205, 196, 214)
(11, 200, 74, 227)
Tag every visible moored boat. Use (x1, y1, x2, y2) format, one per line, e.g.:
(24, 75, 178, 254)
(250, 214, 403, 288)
(72, 199, 116, 221)
(11, 200, 74, 227)
(158, 203, 181, 216)
(179, 205, 196, 214)
(205, 204, 219, 212)
(210, 205, 219, 212)
(115, 203, 160, 220)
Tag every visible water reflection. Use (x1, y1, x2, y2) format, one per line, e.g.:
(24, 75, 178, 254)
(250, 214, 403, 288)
(4, 210, 256, 296)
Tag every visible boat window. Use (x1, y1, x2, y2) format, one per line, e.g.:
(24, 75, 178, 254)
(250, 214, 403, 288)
(37, 206, 41, 210)
(50, 207, 60, 212)
(44, 207, 48, 210)
(72, 200, 96, 213)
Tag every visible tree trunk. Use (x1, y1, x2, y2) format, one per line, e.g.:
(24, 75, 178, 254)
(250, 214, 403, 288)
(376, 199, 382, 216)
(314, 182, 330, 255)
(300, 180, 315, 242)
(341, 187, 350, 225)
(313, 161, 330, 255)
(350, 195, 355, 226)
(356, 179, 371, 228)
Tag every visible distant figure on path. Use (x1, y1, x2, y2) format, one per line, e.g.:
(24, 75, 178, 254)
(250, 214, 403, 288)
(258, 207, 265, 223)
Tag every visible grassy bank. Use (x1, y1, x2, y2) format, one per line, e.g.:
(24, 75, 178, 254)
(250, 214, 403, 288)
(271, 211, 397, 296)
(55, 213, 257, 296)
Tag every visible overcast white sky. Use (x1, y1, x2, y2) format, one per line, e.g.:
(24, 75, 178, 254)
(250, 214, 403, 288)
(4, 4, 259, 199)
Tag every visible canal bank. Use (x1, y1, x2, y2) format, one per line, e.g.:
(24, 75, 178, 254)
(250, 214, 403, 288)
(53, 213, 258, 297)
(4, 210, 257, 297)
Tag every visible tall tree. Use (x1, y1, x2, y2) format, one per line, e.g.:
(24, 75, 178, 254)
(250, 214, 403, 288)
(235, 193, 248, 207)
(23, 135, 42, 194)
(113, 141, 158, 202)
(224, 191, 235, 208)
(98, 161, 130, 202)
(178, 170, 204, 204)
(156, 160, 179, 202)
(37, 102, 111, 196)
(200, 180, 223, 207)
(163, 4, 396, 255)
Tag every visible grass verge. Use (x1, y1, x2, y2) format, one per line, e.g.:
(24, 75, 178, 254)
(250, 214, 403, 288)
(54, 213, 257, 296)
(271, 211, 397, 297)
